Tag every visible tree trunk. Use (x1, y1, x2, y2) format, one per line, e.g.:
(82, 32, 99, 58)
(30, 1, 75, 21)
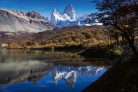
(128, 39, 137, 55)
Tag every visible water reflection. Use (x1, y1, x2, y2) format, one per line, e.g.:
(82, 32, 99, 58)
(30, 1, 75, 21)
(52, 65, 105, 87)
(0, 49, 109, 92)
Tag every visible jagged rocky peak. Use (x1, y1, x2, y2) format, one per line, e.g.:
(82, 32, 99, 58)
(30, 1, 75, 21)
(63, 4, 77, 20)
(26, 11, 47, 20)
(51, 4, 77, 27)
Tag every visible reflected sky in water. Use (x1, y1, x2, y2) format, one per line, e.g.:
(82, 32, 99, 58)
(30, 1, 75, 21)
(0, 49, 109, 92)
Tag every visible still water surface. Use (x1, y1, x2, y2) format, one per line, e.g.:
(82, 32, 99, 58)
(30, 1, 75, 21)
(0, 49, 110, 92)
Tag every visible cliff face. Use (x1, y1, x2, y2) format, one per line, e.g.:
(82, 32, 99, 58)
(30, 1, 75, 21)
(0, 9, 53, 33)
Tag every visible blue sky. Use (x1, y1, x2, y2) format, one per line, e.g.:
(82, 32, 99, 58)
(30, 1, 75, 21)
(0, 0, 97, 19)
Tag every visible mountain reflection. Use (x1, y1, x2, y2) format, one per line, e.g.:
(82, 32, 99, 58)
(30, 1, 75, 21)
(52, 66, 104, 87)
(0, 49, 109, 92)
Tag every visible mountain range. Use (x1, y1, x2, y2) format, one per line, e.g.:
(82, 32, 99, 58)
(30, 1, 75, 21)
(0, 5, 103, 33)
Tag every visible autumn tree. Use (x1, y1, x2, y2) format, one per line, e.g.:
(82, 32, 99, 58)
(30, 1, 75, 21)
(94, 0, 138, 55)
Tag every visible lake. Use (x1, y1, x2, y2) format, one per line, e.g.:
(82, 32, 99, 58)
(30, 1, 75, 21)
(0, 49, 111, 92)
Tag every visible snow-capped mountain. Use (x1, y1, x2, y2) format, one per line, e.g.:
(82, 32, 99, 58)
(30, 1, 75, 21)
(0, 9, 53, 33)
(63, 4, 77, 21)
(51, 5, 78, 27)
(51, 5, 103, 27)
